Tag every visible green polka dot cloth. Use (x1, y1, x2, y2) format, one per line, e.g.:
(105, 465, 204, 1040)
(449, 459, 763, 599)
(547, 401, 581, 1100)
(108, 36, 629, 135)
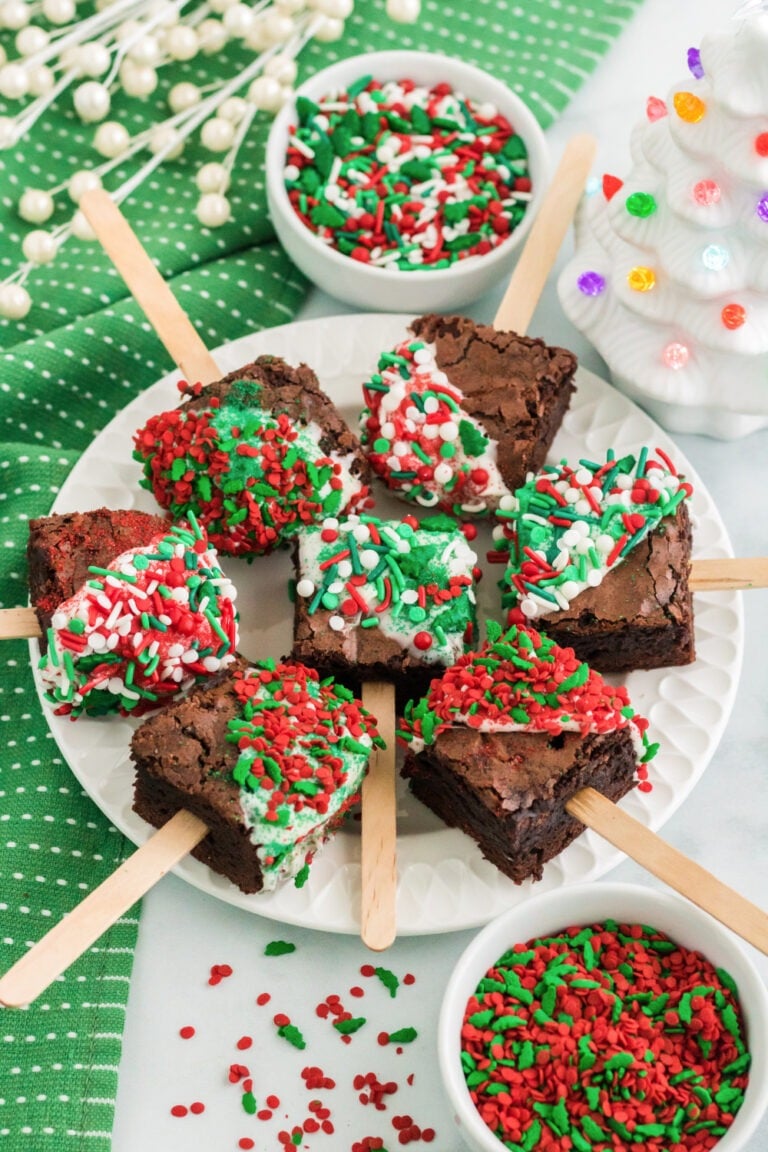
(0, 0, 645, 1145)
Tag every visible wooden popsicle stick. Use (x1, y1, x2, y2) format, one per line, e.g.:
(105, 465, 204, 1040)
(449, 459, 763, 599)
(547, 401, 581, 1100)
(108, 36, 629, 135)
(79, 188, 221, 387)
(493, 133, 598, 334)
(0, 606, 40, 640)
(360, 681, 397, 951)
(688, 556, 768, 591)
(0, 810, 209, 1008)
(5, 556, 766, 642)
(567, 788, 768, 955)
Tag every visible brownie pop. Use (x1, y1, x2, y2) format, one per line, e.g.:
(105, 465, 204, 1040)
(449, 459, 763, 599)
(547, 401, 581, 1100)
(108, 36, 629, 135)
(492, 447, 694, 672)
(131, 658, 383, 894)
(359, 314, 578, 517)
(28, 507, 238, 719)
(399, 620, 656, 884)
(291, 511, 480, 708)
(133, 356, 372, 558)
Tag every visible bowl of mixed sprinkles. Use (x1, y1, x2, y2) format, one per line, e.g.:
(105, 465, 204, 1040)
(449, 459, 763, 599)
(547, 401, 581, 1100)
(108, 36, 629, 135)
(265, 50, 549, 312)
(438, 883, 768, 1152)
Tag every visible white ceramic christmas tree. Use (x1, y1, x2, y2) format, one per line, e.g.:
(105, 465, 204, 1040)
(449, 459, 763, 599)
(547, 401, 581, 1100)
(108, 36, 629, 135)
(559, 2, 768, 438)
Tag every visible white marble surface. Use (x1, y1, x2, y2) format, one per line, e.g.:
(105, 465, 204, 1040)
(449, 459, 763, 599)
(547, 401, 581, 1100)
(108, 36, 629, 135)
(112, 1, 768, 1148)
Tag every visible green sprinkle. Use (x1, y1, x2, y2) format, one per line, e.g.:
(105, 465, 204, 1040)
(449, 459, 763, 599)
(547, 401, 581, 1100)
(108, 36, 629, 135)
(333, 1016, 367, 1035)
(264, 940, 296, 957)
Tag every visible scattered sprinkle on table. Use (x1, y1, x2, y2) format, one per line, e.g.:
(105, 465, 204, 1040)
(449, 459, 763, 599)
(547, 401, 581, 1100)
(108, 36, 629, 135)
(284, 77, 532, 270)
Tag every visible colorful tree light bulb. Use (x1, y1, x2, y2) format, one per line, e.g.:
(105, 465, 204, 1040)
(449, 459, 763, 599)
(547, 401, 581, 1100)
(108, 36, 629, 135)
(687, 47, 704, 79)
(603, 174, 623, 201)
(701, 243, 730, 271)
(663, 341, 689, 369)
(646, 96, 667, 122)
(577, 270, 606, 296)
(627, 266, 656, 292)
(693, 179, 721, 206)
(722, 303, 746, 329)
(625, 191, 657, 218)
(673, 91, 706, 123)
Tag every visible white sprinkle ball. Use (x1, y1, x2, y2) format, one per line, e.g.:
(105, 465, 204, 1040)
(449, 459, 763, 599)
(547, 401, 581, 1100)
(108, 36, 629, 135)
(329, 615, 346, 632)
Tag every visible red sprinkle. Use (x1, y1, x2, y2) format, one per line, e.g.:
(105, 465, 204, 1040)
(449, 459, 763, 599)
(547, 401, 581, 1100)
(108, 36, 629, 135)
(179, 1025, 195, 1039)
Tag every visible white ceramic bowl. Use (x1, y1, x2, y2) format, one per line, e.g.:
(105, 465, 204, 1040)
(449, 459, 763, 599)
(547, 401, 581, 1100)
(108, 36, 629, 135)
(265, 50, 550, 313)
(439, 882, 768, 1152)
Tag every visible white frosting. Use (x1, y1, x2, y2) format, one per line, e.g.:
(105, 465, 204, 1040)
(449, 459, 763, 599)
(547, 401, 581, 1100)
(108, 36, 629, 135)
(558, 7, 768, 427)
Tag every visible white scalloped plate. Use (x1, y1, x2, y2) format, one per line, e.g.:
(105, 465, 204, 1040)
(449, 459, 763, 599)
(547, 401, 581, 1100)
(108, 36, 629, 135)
(31, 313, 743, 934)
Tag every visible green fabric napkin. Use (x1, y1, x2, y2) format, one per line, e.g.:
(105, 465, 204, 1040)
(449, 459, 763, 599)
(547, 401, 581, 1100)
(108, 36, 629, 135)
(0, 0, 646, 1146)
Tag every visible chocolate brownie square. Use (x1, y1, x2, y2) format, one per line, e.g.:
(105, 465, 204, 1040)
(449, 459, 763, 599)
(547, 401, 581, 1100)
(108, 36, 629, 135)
(132, 660, 381, 894)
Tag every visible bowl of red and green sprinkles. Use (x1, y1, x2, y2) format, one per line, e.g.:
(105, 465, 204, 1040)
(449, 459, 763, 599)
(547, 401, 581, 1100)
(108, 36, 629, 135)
(265, 50, 549, 312)
(438, 883, 768, 1152)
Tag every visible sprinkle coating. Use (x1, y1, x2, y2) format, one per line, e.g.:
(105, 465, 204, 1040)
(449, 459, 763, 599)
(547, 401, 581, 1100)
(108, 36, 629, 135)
(492, 448, 693, 624)
(133, 372, 370, 557)
(360, 337, 509, 515)
(39, 516, 238, 718)
(399, 620, 656, 768)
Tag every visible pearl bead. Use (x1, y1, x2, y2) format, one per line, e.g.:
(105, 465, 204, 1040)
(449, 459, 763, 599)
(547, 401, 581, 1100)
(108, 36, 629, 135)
(196, 193, 231, 228)
(18, 188, 55, 224)
(0, 63, 29, 101)
(222, 3, 253, 37)
(263, 9, 294, 40)
(149, 125, 184, 160)
(71, 209, 96, 241)
(68, 169, 101, 203)
(27, 64, 54, 96)
(168, 81, 200, 113)
(244, 17, 270, 50)
(385, 0, 420, 19)
(313, 0, 352, 17)
(165, 24, 198, 61)
(246, 74, 283, 111)
(200, 116, 235, 152)
(264, 53, 297, 85)
(311, 15, 344, 41)
(128, 35, 160, 66)
(115, 19, 141, 43)
(73, 80, 111, 123)
(218, 95, 247, 124)
(93, 120, 130, 159)
(15, 25, 49, 56)
(0, 282, 31, 320)
(197, 17, 228, 54)
(196, 161, 230, 194)
(0, 116, 17, 148)
(119, 60, 158, 98)
(41, 0, 74, 22)
(22, 229, 58, 265)
(78, 41, 110, 78)
(1, 0, 31, 31)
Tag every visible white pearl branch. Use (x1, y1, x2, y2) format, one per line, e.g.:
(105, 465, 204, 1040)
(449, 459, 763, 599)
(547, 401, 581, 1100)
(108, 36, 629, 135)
(0, 0, 423, 319)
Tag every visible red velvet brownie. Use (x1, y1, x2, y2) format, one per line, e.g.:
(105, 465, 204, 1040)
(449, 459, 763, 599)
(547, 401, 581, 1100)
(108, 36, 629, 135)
(493, 448, 695, 672)
(131, 660, 383, 894)
(133, 356, 371, 557)
(28, 508, 238, 718)
(360, 313, 577, 516)
(399, 621, 656, 884)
